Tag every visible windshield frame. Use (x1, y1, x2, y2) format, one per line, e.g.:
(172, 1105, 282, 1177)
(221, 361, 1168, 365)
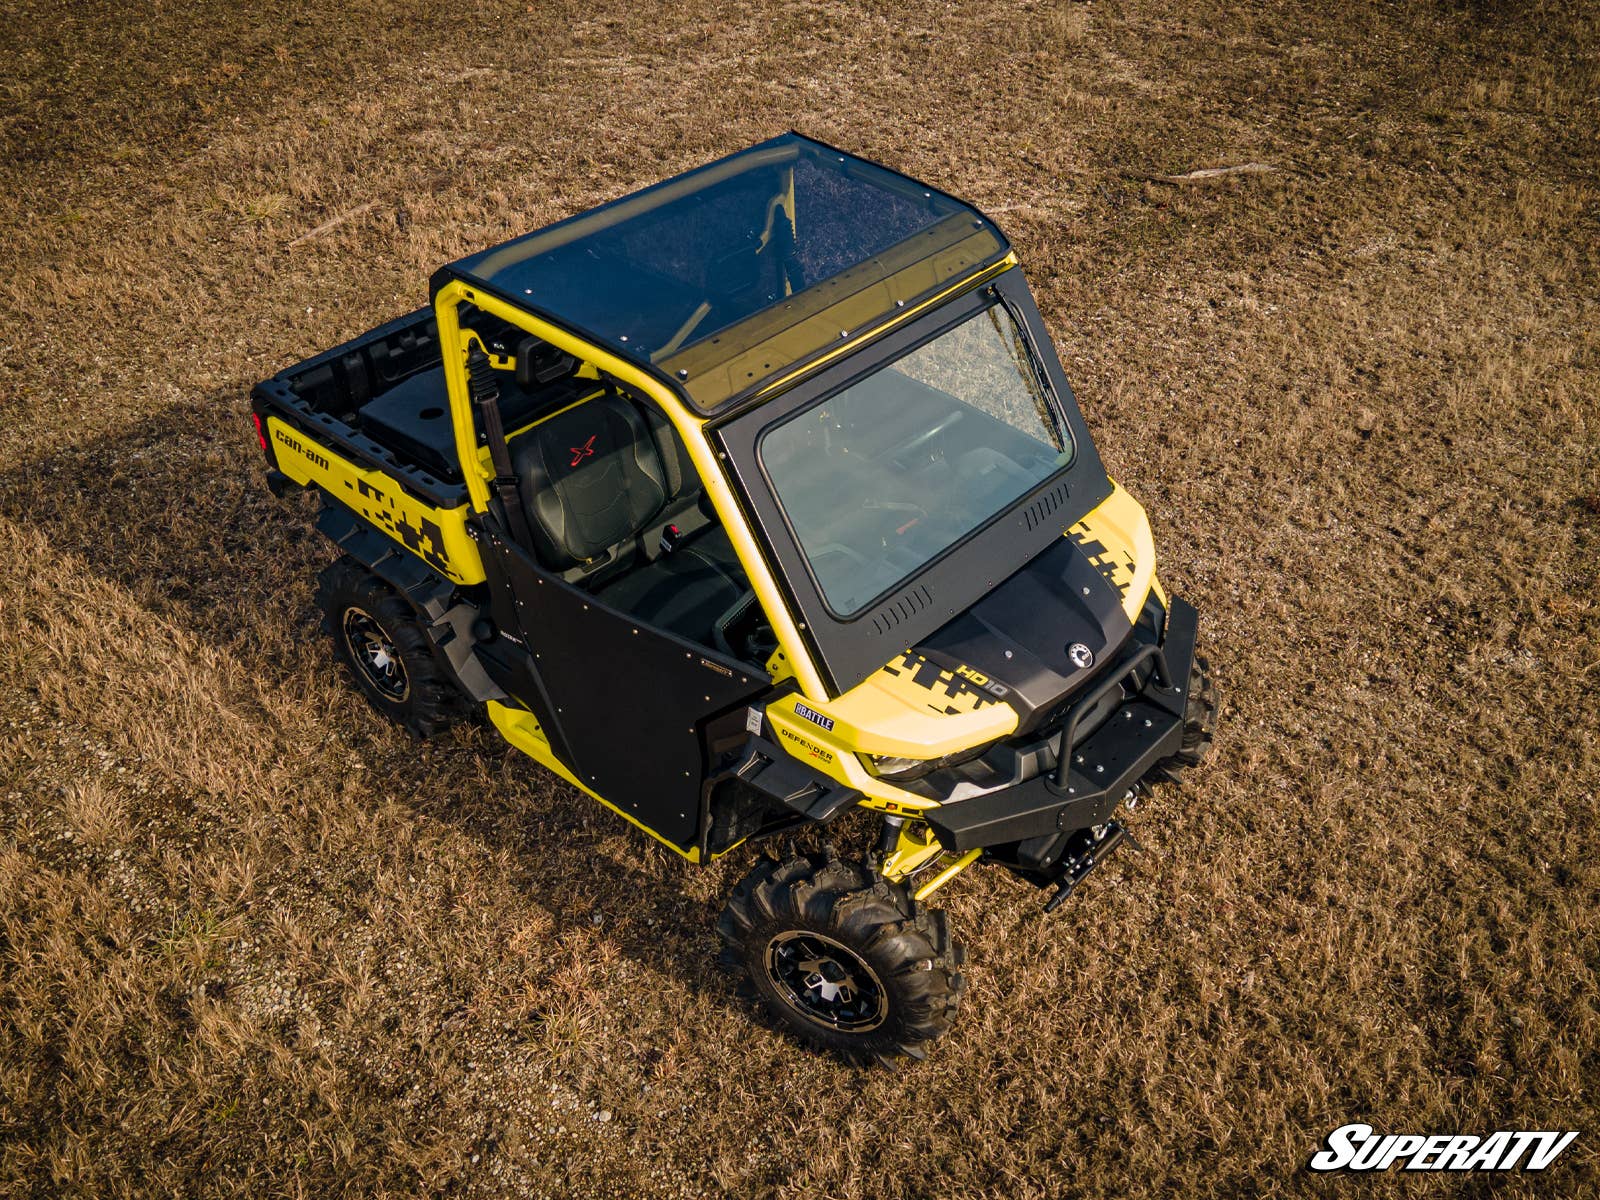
(714, 267, 1114, 696)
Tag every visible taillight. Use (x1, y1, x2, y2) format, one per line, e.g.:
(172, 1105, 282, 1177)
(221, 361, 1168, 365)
(252, 411, 268, 451)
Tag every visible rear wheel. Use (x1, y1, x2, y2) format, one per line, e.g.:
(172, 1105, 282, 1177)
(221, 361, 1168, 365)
(718, 852, 965, 1064)
(1148, 654, 1217, 784)
(314, 557, 464, 738)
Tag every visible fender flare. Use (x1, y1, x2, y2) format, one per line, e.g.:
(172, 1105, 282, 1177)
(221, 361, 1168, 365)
(316, 501, 505, 703)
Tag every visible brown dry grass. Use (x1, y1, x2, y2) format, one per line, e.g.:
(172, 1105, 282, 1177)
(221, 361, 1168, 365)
(1, 0, 1597, 1196)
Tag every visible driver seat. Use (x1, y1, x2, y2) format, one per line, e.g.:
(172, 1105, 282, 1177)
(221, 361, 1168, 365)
(511, 392, 746, 644)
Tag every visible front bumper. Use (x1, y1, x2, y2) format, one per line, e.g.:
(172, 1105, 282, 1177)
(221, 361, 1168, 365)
(924, 596, 1200, 853)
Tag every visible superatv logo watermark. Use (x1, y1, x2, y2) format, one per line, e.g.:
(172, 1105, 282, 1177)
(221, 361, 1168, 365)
(1309, 1124, 1578, 1173)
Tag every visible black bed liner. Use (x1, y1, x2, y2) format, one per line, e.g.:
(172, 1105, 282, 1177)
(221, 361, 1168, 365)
(250, 306, 591, 510)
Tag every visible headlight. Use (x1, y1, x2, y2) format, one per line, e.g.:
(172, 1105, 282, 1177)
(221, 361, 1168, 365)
(867, 743, 993, 781)
(868, 754, 928, 780)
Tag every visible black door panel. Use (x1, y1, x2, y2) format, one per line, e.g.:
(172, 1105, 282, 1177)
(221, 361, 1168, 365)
(477, 522, 768, 851)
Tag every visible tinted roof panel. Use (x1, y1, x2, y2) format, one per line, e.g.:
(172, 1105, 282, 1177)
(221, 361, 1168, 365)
(444, 134, 1008, 412)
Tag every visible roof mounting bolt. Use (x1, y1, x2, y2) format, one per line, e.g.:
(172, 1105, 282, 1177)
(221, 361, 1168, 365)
(839, 329, 850, 339)
(677, 369, 689, 379)
(1075, 755, 1084, 765)
(1095, 764, 1105, 774)
(894, 299, 905, 308)
(1082, 586, 1091, 596)
(619, 335, 629, 342)
(1068, 788, 1076, 795)
(1144, 718, 1152, 727)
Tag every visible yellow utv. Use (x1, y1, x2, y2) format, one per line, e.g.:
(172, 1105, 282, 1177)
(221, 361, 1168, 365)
(251, 133, 1217, 1063)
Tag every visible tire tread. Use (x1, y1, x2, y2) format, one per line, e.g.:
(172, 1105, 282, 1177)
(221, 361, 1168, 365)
(314, 556, 467, 739)
(717, 850, 965, 1065)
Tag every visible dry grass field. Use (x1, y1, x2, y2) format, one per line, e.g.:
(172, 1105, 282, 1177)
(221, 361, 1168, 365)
(2, 0, 1597, 1196)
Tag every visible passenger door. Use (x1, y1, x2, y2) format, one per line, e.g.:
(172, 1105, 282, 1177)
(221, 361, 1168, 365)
(476, 521, 769, 854)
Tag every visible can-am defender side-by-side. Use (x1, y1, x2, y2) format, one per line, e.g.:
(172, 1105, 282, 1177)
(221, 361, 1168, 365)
(250, 134, 1217, 1063)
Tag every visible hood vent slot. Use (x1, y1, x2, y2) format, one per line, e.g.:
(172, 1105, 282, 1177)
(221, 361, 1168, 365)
(870, 584, 932, 636)
(1022, 481, 1071, 532)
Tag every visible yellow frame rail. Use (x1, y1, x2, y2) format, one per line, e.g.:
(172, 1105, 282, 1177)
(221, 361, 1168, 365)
(433, 279, 828, 701)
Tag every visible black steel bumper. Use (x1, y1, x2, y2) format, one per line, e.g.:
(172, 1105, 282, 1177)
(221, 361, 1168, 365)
(924, 596, 1200, 853)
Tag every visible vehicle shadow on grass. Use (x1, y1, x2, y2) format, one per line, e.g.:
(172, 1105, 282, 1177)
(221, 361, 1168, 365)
(0, 395, 808, 1028)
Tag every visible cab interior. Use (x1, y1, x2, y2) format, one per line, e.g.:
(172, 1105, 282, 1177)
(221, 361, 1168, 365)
(338, 305, 773, 665)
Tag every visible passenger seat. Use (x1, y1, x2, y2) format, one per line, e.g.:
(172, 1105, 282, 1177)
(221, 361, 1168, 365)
(510, 393, 746, 644)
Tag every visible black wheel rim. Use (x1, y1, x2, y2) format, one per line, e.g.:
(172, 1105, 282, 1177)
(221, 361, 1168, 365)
(342, 607, 409, 702)
(765, 930, 887, 1032)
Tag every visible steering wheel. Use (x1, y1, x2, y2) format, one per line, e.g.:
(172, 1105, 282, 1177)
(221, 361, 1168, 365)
(897, 409, 964, 459)
(861, 496, 928, 524)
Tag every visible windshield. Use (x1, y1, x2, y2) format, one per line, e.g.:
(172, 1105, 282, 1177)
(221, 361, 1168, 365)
(759, 304, 1071, 616)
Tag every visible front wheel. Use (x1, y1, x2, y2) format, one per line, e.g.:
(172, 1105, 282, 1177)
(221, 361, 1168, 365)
(314, 557, 464, 738)
(717, 853, 965, 1064)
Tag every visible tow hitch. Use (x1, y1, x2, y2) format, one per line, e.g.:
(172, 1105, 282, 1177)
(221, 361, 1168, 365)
(1043, 819, 1142, 913)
